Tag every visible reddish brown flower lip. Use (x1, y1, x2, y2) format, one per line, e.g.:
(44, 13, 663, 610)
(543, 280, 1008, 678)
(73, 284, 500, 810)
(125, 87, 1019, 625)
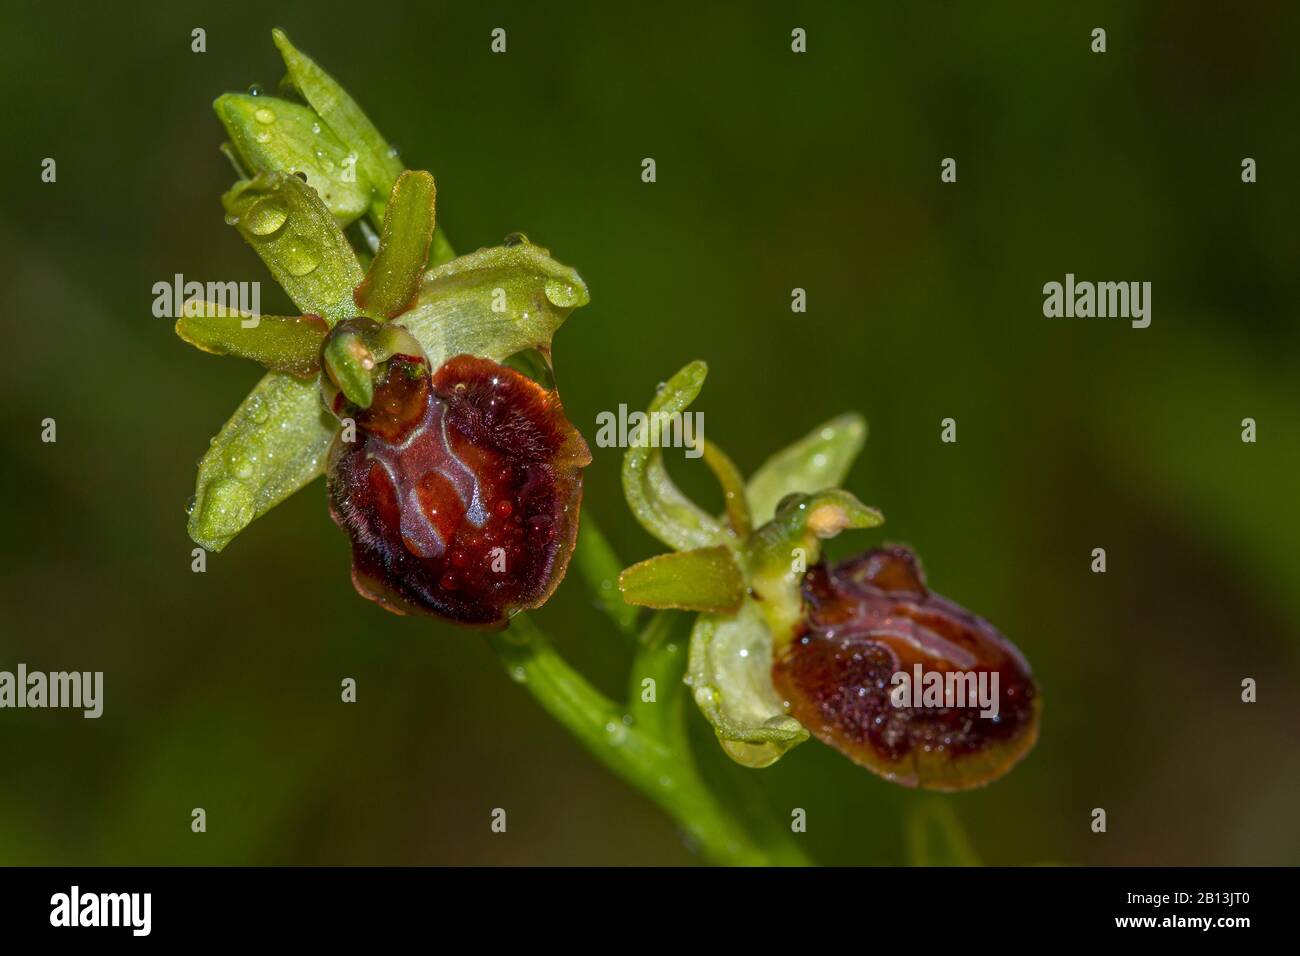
(326, 351, 590, 627)
(772, 545, 1040, 789)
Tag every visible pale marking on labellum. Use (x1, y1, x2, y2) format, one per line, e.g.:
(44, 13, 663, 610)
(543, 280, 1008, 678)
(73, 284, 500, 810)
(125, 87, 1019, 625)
(370, 395, 489, 560)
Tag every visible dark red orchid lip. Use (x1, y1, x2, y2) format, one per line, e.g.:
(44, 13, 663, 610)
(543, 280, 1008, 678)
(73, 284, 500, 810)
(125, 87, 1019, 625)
(773, 545, 1040, 789)
(326, 351, 590, 628)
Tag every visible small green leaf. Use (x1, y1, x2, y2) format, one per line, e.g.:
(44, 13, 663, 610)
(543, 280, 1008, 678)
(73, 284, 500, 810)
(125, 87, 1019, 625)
(175, 302, 327, 377)
(746, 413, 866, 524)
(619, 546, 745, 613)
(222, 172, 364, 325)
(396, 238, 590, 369)
(353, 170, 436, 318)
(688, 600, 809, 769)
(622, 362, 727, 553)
(213, 93, 371, 227)
(188, 371, 337, 552)
(272, 28, 403, 222)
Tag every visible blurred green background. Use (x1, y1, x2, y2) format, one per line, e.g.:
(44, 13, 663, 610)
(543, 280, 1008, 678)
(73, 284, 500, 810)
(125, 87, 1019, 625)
(2, 0, 1298, 865)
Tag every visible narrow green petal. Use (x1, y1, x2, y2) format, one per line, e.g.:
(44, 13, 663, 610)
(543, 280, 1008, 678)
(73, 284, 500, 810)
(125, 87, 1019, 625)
(701, 439, 751, 536)
(621, 362, 726, 552)
(688, 600, 809, 769)
(175, 302, 327, 377)
(188, 371, 336, 552)
(353, 170, 436, 318)
(272, 28, 403, 221)
(222, 172, 364, 324)
(746, 413, 867, 524)
(396, 238, 590, 369)
(619, 546, 745, 613)
(214, 93, 371, 226)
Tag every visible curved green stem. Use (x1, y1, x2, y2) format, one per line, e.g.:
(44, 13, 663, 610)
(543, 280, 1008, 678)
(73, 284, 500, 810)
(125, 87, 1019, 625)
(489, 613, 803, 865)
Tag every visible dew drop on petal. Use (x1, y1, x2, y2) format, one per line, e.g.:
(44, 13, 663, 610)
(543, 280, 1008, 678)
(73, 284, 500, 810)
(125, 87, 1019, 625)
(244, 198, 288, 237)
(281, 242, 320, 277)
(543, 277, 582, 308)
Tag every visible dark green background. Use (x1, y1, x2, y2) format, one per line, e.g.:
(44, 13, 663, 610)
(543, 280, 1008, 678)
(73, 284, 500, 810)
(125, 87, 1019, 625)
(2, 1, 1297, 865)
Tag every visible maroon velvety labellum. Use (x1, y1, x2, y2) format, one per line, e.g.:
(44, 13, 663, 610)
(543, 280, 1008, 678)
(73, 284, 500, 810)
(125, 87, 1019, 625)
(772, 546, 1040, 790)
(326, 352, 591, 627)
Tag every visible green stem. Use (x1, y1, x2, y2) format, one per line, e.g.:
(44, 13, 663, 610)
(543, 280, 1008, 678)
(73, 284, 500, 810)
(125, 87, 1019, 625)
(490, 613, 799, 866)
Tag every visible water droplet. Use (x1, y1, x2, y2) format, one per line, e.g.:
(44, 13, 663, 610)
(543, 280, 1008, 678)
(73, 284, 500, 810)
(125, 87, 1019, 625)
(509, 666, 527, 684)
(244, 198, 288, 236)
(503, 232, 527, 247)
(281, 241, 320, 277)
(185, 494, 197, 515)
(254, 131, 271, 144)
(204, 478, 255, 529)
(543, 277, 583, 307)
(386, 143, 401, 159)
(604, 721, 628, 745)
(248, 83, 264, 96)
(311, 122, 321, 135)
(225, 450, 255, 480)
(254, 108, 276, 124)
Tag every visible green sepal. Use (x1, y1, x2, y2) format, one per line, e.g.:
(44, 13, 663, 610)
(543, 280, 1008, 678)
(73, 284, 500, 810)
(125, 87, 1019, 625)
(222, 172, 364, 325)
(746, 413, 866, 524)
(353, 170, 436, 318)
(619, 546, 745, 613)
(213, 93, 371, 227)
(188, 371, 337, 552)
(688, 600, 809, 769)
(272, 29, 403, 223)
(175, 302, 327, 378)
(395, 238, 590, 369)
(621, 361, 727, 553)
